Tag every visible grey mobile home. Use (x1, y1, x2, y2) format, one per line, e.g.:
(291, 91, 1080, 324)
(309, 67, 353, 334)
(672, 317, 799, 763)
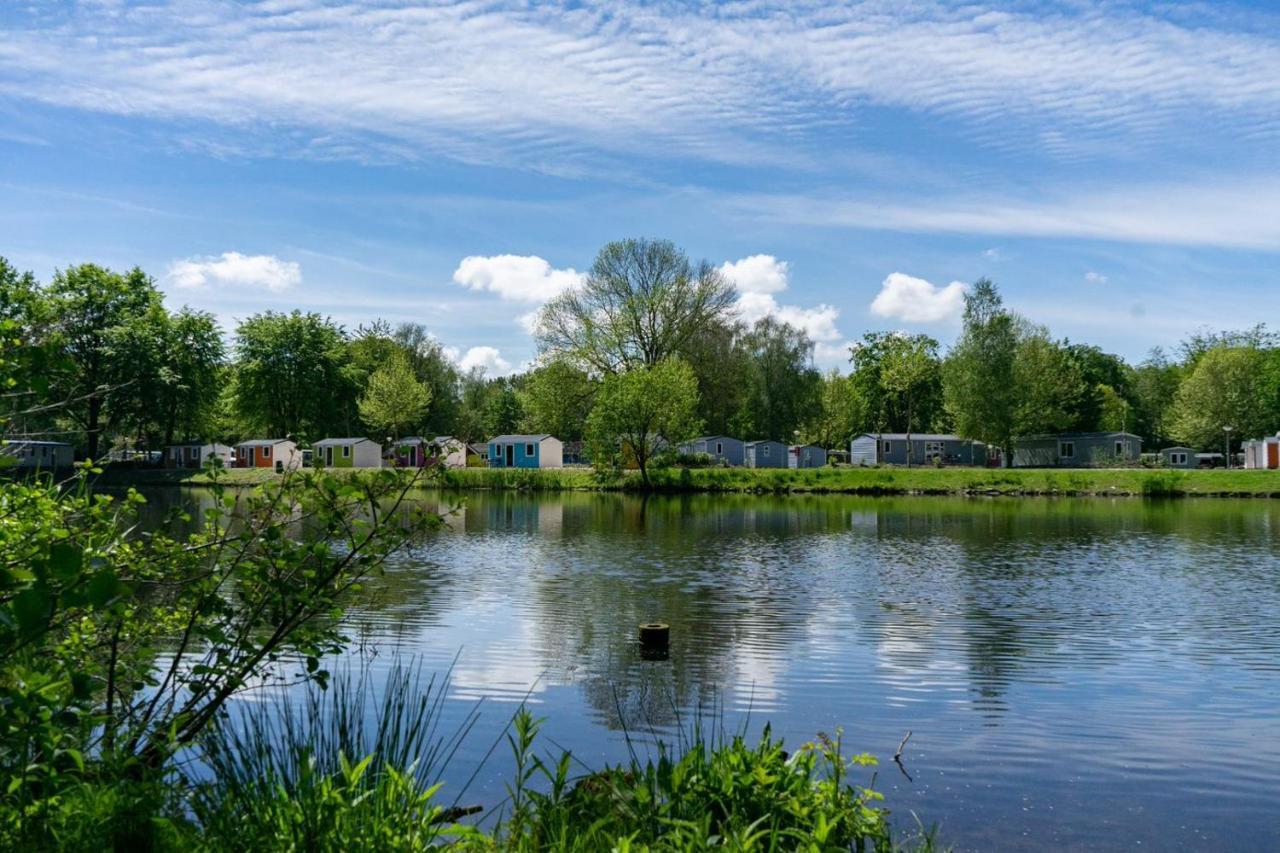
(678, 435, 745, 466)
(1012, 432, 1141, 468)
(788, 444, 827, 468)
(1161, 446, 1196, 469)
(849, 433, 986, 466)
(744, 439, 788, 468)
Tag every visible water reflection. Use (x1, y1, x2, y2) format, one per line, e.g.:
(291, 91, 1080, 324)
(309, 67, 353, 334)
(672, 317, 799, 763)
(139, 489, 1280, 851)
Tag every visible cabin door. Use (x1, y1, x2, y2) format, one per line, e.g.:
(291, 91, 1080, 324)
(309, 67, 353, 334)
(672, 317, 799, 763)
(505, 444, 515, 467)
(325, 446, 334, 466)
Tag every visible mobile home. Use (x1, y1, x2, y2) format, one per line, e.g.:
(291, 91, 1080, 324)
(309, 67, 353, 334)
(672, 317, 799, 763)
(849, 433, 986, 466)
(233, 439, 302, 472)
(788, 444, 827, 469)
(1012, 432, 1141, 468)
(488, 435, 563, 469)
(165, 442, 232, 470)
(1, 440, 74, 469)
(314, 437, 383, 468)
(678, 435, 745, 466)
(744, 439, 788, 468)
(1160, 446, 1196, 469)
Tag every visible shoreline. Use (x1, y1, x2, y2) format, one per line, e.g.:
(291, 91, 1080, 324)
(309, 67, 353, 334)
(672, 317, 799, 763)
(71, 464, 1280, 498)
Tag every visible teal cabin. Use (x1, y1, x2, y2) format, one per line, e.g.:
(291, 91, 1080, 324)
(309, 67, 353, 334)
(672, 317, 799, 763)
(488, 434, 563, 469)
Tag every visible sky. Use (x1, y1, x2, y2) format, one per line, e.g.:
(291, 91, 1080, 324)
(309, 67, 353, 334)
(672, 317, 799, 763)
(2, 0, 1280, 374)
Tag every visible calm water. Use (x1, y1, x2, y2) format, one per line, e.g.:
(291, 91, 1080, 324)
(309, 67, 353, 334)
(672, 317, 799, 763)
(149, 490, 1280, 851)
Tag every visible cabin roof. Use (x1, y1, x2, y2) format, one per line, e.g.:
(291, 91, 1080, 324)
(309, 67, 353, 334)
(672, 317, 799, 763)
(237, 438, 294, 447)
(313, 437, 379, 447)
(490, 434, 554, 443)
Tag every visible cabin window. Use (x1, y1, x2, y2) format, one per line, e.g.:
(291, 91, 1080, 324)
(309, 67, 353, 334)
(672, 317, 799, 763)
(882, 440, 892, 453)
(171, 448, 180, 460)
(263, 446, 272, 458)
(762, 444, 770, 458)
(1059, 441, 1075, 459)
(342, 445, 350, 458)
(1171, 452, 1187, 465)
(715, 442, 723, 454)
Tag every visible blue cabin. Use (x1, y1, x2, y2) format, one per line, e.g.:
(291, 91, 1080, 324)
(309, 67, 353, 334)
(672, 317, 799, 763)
(678, 435, 745, 466)
(488, 434, 564, 469)
(744, 439, 788, 468)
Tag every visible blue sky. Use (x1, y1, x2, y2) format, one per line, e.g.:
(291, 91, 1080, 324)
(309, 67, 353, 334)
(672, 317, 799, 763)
(3, 0, 1279, 373)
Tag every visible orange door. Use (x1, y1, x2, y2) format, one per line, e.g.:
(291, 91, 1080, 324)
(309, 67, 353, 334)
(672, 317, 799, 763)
(1268, 442, 1278, 469)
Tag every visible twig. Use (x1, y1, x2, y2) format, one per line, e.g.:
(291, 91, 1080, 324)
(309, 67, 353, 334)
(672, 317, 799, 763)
(894, 730, 913, 782)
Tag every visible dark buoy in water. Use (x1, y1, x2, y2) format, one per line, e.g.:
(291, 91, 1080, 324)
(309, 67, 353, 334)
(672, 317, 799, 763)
(639, 622, 670, 660)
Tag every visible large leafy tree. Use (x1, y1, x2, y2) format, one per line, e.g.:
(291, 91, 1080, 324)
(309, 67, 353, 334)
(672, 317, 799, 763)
(537, 239, 736, 374)
(880, 333, 942, 466)
(520, 358, 596, 441)
(1129, 348, 1182, 447)
(1169, 346, 1269, 450)
(46, 264, 164, 459)
(587, 358, 701, 485)
(943, 279, 1018, 461)
(738, 317, 821, 441)
(678, 317, 749, 437)
(848, 331, 944, 437)
(108, 305, 224, 448)
(232, 311, 355, 440)
(392, 322, 461, 434)
(358, 351, 432, 439)
(1011, 324, 1090, 437)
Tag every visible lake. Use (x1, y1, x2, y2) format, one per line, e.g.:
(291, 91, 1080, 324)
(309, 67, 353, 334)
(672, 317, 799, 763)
(147, 489, 1280, 851)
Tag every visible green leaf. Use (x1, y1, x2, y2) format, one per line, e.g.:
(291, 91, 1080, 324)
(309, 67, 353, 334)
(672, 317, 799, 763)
(13, 586, 51, 635)
(87, 569, 123, 607)
(49, 543, 84, 583)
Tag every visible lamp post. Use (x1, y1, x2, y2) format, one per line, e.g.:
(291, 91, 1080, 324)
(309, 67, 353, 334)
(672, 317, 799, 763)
(1223, 425, 1233, 469)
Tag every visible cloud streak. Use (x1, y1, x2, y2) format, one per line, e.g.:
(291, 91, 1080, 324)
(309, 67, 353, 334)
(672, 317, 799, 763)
(1, 1, 1278, 171)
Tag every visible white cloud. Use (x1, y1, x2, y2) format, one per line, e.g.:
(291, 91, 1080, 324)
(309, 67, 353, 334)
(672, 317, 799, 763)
(456, 345, 513, 376)
(719, 254, 789, 294)
(983, 248, 1001, 260)
(722, 254, 842, 343)
(452, 255, 583, 304)
(869, 273, 966, 323)
(1084, 271, 1108, 283)
(166, 252, 300, 292)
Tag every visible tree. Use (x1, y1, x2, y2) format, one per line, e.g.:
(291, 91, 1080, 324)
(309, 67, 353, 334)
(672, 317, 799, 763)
(537, 239, 736, 374)
(392, 323, 461, 434)
(46, 264, 163, 458)
(1169, 346, 1268, 450)
(738, 317, 821, 441)
(804, 369, 861, 450)
(482, 378, 525, 437)
(678, 317, 750, 437)
(880, 333, 941, 466)
(520, 359, 596, 441)
(848, 331, 944, 437)
(1011, 324, 1090, 437)
(108, 305, 224, 448)
(1130, 348, 1182, 447)
(358, 352, 432, 439)
(232, 311, 355, 440)
(586, 358, 701, 485)
(943, 279, 1018, 462)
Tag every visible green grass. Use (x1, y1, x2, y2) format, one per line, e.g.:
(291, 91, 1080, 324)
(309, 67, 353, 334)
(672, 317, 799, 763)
(89, 462, 1280, 497)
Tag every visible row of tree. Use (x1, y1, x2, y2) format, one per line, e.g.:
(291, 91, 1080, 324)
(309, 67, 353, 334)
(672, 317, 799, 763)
(3, 240, 1278, 465)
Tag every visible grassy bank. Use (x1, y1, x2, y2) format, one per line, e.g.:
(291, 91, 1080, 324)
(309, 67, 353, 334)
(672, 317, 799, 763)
(86, 463, 1280, 496)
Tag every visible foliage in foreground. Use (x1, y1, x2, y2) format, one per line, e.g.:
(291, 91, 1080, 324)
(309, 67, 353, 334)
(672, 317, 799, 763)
(189, 665, 904, 852)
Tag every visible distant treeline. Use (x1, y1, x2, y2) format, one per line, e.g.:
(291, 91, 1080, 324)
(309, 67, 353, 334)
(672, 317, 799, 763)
(3, 240, 1276, 463)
